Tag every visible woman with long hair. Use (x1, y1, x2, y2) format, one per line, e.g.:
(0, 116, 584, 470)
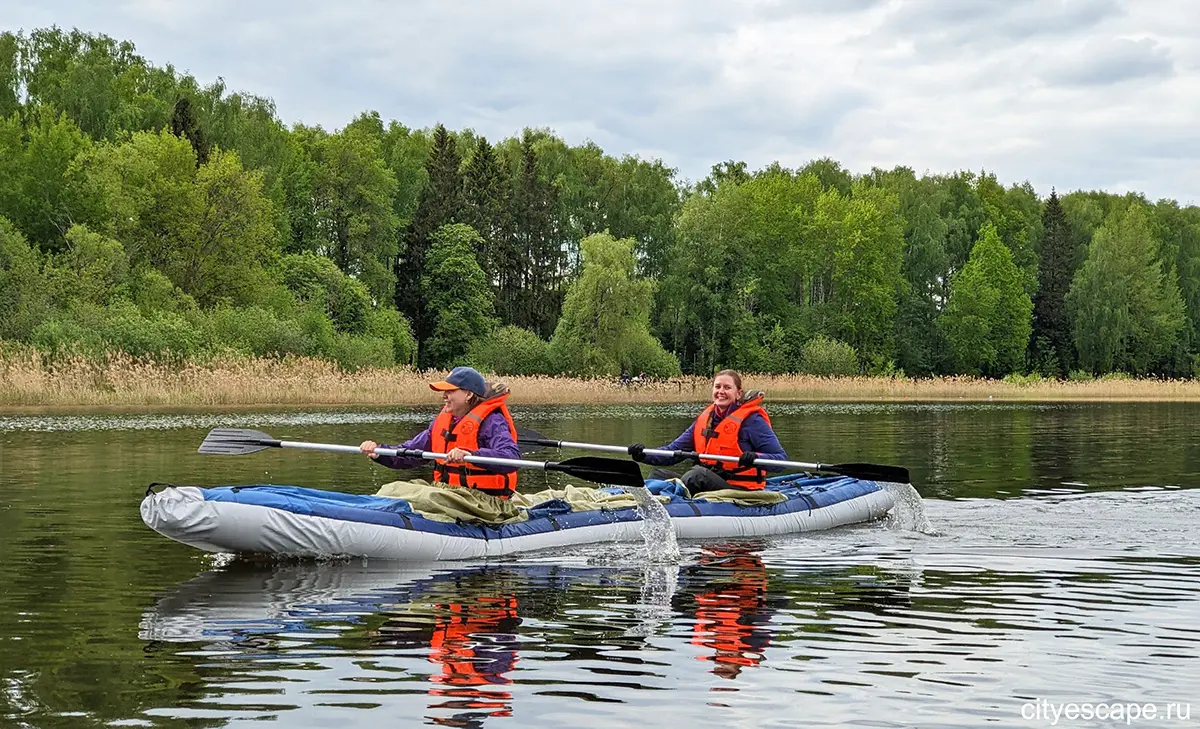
(630, 370, 787, 494)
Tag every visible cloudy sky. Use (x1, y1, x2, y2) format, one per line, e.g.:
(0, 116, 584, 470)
(5, 0, 1198, 203)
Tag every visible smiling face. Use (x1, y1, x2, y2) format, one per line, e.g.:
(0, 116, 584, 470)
(442, 388, 474, 416)
(711, 374, 742, 409)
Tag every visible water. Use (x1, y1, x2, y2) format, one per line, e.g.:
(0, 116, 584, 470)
(2, 401, 1199, 728)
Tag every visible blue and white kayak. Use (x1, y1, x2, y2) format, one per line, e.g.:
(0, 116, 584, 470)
(140, 475, 895, 561)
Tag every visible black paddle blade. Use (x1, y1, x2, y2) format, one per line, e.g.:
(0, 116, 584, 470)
(515, 426, 550, 455)
(549, 456, 646, 489)
(197, 428, 282, 456)
(828, 462, 911, 484)
(516, 426, 558, 448)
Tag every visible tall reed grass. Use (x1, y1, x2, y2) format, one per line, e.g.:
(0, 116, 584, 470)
(3, 344, 1200, 410)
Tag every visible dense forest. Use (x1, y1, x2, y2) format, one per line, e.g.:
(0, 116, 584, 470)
(1, 27, 1198, 380)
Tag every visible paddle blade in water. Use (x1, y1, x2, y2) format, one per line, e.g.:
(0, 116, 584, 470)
(198, 428, 282, 456)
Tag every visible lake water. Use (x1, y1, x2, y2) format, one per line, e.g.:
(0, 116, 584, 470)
(1, 402, 1198, 728)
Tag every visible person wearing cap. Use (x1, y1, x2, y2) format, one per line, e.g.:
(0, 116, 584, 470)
(359, 366, 522, 499)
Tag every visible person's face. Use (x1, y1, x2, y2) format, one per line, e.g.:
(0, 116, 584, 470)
(443, 388, 473, 414)
(711, 375, 741, 409)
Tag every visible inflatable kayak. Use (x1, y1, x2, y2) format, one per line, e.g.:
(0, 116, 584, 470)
(140, 475, 895, 561)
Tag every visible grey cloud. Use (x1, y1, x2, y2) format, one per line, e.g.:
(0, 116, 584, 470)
(751, 0, 887, 21)
(1040, 37, 1174, 86)
(878, 0, 1124, 49)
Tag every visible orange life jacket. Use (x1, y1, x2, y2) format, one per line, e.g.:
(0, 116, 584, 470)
(430, 393, 518, 499)
(692, 395, 771, 489)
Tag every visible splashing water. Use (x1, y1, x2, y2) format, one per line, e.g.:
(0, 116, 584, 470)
(880, 481, 937, 534)
(625, 561, 680, 637)
(623, 484, 680, 563)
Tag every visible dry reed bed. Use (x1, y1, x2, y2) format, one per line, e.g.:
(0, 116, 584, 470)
(3, 347, 1200, 410)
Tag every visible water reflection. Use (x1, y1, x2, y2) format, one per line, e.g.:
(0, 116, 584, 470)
(371, 573, 521, 727)
(678, 546, 774, 681)
(139, 559, 675, 726)
(134, 545, 926, 726)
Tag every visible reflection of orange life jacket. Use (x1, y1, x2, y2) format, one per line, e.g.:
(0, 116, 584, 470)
(429, 596, 519, 688)
(691, 552, 771, 677)
(692, 395, 771, 489)
(430, 393, 518, 499)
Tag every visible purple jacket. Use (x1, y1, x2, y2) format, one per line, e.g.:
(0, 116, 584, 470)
(374, 411, 520, 473)
(643, 410, 788, 471)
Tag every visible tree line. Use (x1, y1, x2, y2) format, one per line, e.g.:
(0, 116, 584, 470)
(1, 27, 1198, 380)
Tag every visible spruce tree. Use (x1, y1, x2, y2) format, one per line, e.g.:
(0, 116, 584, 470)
(396, 123, 462, 347)
(169, 97, 210, 166)
(461, 136, 513, 316)
(510, 131, 561, 337)
(1030, 189, 1074, 376)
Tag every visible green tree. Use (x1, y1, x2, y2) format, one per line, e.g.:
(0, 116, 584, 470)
(279, 252, 376, 334)
(176, 149, 281, 306)
(1030, 190, 1076, 376)
(658, 172, 815, 374)
(0, 32, 18, 117)
(804, 183, 905, 363)
(420, 223, 496, 367)
(509, 130, 561, 337)
(380, 120, 432, 231)
(1150, 200, 1200, 367)
(398, 123, 463, 346)
(799, 157, 853, 197)
(0, 216, 48, 340)
(695, 160, 750, 195)
(461, 135, 513, 310)
(0, 109, 92, 253)
(17, 27, 176, 139)
(1066, 206, 1186, 375)
(895, 197, 950, 375)
(306, 126, 398, 303)
(551, 232, 679, 377)
(937, 223, 1033, 376)
(169, 96, 210, 165)
(468, 325, 555, 376)
(73, 133, 280, 307)
(51, 224, 129, 306)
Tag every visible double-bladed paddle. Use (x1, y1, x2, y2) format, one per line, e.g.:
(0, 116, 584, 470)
(517, 427, 911, 484)
(198, 427, 646, 489)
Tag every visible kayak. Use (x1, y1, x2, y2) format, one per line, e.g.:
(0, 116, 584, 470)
(140, 475, 895, 561)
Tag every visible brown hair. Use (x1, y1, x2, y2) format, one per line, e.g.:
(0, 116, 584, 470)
(713, 369, 743, 390)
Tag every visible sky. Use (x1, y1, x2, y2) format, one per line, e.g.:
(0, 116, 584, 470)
(4, 0, 1199, 203)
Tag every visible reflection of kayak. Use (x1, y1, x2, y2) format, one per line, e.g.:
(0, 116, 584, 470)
(138, 561, 655, 644)
(140, 475, 894, 561)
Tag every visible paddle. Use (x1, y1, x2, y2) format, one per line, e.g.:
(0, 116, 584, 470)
(516, 427, 911, 484)
(198, 427, 647, 489)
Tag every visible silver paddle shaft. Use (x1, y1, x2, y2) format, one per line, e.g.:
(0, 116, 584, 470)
(548, 439, 826, 471)
(279, 440, 549, 470)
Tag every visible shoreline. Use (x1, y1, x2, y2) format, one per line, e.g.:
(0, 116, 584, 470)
(4, 352, 1200, 412)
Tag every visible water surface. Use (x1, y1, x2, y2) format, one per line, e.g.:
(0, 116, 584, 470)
(1, 402, 1198, 727)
